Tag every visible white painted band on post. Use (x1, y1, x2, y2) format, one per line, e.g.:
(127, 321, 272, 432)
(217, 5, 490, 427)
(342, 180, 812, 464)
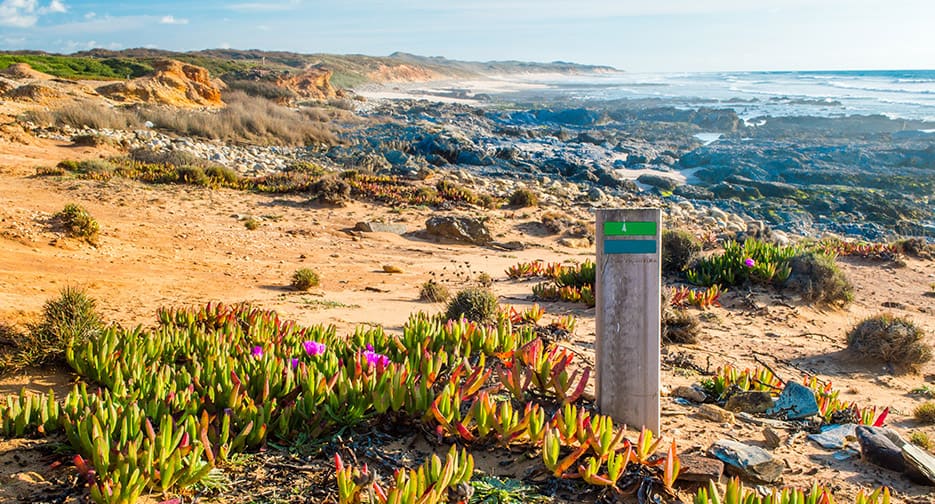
(594, 208, 661, 433)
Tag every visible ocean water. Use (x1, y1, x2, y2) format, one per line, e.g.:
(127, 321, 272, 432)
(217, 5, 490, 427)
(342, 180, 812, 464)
(511, 70, 935, 122)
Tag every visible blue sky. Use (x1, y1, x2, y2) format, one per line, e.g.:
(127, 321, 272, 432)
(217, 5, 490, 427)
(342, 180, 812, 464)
(1, 0, 933, 72)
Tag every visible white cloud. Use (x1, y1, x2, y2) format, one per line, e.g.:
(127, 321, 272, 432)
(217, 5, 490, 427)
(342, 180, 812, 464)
(0, 0, 67, 28)
(219, 42, 231, 49)
(83, 11, 94, 19)
(160, 15, 189, 25)
(40, 0, 65, 14)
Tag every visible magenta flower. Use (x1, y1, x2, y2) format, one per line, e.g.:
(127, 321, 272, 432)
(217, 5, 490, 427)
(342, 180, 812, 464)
(291, 358, 300, 369)
(251, 345, 263, 357)
(744, 258, 755, 268)
(362, 344, 390, 368)
(304, 340, 327, 356)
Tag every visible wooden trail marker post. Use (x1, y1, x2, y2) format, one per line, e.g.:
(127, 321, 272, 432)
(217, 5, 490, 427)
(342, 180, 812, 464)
(595, 208, 661, 433)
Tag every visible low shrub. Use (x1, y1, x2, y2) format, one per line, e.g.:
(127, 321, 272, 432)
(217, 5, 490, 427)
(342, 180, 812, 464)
(311, 176, 350, 206)
(784, 251, 853, 305)
(914, 402, 935, 424)
(291, 268, 320, 291)
(2, 287, 102, 373)
(71, 134, 113, 147)
(244, 217, 260, 230)
(477, 193, 501, 210)
(53, 203, 100, 244)
(204, 165, 240, 184)
(894, 238, 934, 260)
(419, 280, 450, 303)
(910, 431, 932, 450)
(129, 147, 205, 167)
(436, 180, 479, 206)
(847, 314, 932, 372)
(445, 287, 498, 323)
(662, 289, 701, 344)
(57, 159, 118, 180)
(508, 188, 539, 208)
(174, 165, 210, 186)
(662, 229, 701, 274)
(477, 272, 493, 288)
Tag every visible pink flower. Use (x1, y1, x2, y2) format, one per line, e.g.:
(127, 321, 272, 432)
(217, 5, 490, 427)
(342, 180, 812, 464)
(251, 345, 263, 357)
(362, 344, 389, 368)
(304, 340, 326, 356)
(291, 358, 300, 369)
(744, 258, 755, 268)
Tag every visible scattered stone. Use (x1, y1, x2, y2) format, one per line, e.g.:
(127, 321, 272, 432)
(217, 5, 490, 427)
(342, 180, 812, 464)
(725, 391, 774, 414)
(425, 216, 492, 245)
(382, 265, 404, 274)
(673, 385, 707, 403)
(735, 412, 789, 429)
(902, 443, 935, 485)
(708, 439, 784, 483)
(676, 455, 724, 483)
(697, 404, 735, 424)
(355, 221, 407, 234)
(491, 240, 525, 251)
(762, 427, 783, 449)
(558, 237, 591, 249)
(856, 426, 906, 472)
(807, 423, 857, 450)
(766, 382, 819, 420)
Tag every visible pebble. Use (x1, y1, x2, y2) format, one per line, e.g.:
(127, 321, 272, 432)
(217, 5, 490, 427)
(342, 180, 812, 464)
(697, 404, 735, 424)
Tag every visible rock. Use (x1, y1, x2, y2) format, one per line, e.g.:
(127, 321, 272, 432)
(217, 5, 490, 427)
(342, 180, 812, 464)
(673, 386, 707, 403)
(558, 237, 592, 249)
(355, 221, 407, 234)
(492, 240, 525, 251)
(676, 455, 724, 483)
(902, 443, 935, 485)
(382, 265, 404, 274)
(97, 59, 223, 108)
(425, 216, 492, 245)
(766, 382, 819, 420)
(725, 391, 774, 414)
(637, 173, 679, 191)
(807, 424, 857, 450)
(856, 426, 905, 473)
(697, 404, 735, 424)
(763, 427, 783, 449)
(708, 439, 784, 483)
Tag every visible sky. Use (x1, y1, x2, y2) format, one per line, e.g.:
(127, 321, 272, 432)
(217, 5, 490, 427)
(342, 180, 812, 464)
(0, 0, 933, 72)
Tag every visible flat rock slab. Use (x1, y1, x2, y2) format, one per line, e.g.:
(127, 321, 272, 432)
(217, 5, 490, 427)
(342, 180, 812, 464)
(856, 426, 905, 473)
(355, 221, 407, 234)
(725, 391, 774, 414)
(903, 443, 935, 485)
(767, 382, 818, 420)
(808, 423, 857, 449)
(677, 455, 724, 483)
(708, 439, 783, 483)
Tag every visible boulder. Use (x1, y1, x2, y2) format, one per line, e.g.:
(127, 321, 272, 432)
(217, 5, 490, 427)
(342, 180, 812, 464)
(425, 216, 492, 245)
(856, 426, 905, 472)
(708, 439, 783, 483)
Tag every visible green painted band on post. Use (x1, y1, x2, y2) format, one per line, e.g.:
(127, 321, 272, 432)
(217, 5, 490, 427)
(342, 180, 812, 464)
(604, 221, 657, 236)
(604, 239, 657, 255)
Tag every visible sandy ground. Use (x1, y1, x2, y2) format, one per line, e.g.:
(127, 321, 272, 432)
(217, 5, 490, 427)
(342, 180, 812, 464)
(0, 134, 934, 503)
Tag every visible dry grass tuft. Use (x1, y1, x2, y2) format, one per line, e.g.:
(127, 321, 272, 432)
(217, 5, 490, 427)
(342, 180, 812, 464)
(847, 313, 932, 373)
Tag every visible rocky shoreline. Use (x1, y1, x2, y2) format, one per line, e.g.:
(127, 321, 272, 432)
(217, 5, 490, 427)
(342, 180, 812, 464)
(27, 90, 935, 243)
